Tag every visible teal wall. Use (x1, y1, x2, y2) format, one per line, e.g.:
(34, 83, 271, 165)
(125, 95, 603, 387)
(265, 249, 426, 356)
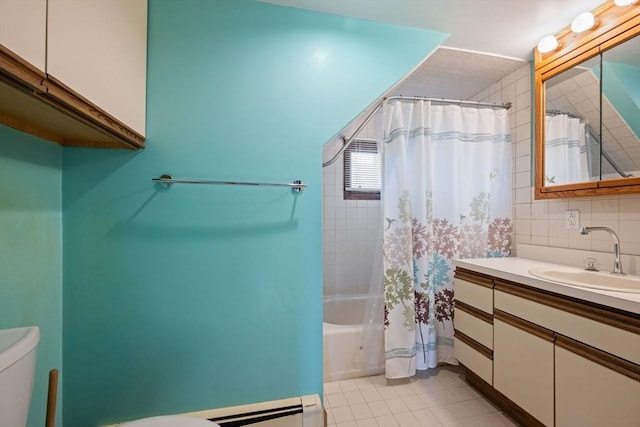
(602, 61, 640, 137)
(605, 62, 640, 107)
(61, 1, 447, 425)
(0, 127, 63, 427)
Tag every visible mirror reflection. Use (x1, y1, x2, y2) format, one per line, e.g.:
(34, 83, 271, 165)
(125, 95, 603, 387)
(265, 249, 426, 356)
(543, 33, 640, 187)
(601, 33, 640, 180)
(544, 55, 601, 186)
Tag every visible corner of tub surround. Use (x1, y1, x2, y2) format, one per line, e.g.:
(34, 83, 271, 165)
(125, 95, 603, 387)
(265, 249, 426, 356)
(515, 243, 640, 276)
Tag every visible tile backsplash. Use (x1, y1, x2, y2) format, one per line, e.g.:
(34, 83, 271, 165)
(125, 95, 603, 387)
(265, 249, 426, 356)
(323, 121, 381, 297)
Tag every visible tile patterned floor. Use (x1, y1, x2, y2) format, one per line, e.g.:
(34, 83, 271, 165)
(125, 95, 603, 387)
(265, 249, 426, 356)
(324, 366, 518, 427)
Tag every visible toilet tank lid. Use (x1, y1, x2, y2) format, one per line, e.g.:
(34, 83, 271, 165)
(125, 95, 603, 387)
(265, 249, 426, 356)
(0, 326, 40, 372)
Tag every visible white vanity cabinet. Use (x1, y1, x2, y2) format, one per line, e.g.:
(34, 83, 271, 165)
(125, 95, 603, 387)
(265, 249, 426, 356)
(47, 0, 147, 135)
(453, 269, 494, 385)
(0, 0, 47, 71)
(453, 262, 640, 427)
(555, 337, 640, 427)
(493, 315, 554, 427)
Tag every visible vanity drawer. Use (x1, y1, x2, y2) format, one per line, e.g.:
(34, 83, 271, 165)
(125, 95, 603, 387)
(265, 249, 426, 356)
(454, 306, 493, 349)
(454, 273, 493, 315)
(494, 284, 640, 365)
(454, 334, 493, 385)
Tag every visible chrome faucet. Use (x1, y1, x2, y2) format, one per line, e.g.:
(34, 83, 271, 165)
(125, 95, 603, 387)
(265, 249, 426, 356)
(579, 227, 625, 275)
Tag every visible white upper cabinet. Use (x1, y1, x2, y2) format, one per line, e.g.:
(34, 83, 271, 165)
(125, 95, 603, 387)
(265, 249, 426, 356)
(0, 0, 147, 148)
(47, 0, 147, 135)
(0, 0, 47, 71)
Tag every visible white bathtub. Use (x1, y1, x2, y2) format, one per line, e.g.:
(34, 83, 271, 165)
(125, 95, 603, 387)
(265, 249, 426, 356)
(323, 295, 384, 382)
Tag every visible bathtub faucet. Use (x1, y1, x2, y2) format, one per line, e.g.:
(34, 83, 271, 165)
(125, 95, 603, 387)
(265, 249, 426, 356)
(579, 226, 625, 275)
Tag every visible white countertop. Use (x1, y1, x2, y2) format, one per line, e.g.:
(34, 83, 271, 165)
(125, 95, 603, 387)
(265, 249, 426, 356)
(454, 257, 640, 315)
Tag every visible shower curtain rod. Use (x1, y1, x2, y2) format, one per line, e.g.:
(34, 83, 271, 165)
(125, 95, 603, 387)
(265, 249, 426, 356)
(546, 109, 583, 120)
(322, 95, 512, 168)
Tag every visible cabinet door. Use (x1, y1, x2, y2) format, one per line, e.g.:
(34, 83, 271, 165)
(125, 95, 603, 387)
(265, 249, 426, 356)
(494, 317, 554, 426)
(0, 0, 47, 71)
(556, 345, 640, 427)
(47, 0, 147, 135)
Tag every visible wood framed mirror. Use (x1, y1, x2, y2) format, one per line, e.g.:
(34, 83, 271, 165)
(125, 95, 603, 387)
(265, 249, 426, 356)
(534, 1, 640, 199)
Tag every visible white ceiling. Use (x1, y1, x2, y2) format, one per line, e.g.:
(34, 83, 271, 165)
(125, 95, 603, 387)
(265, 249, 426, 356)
(262, 0, 607, 101)
(391, 47, 527, 99)
(261, 0, 605, 60)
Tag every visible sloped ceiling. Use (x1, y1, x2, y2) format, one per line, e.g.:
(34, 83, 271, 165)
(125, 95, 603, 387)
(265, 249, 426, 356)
(263, 0, 605, 100)
(261, 0, 604, 60)
(393, 47, 526, 99)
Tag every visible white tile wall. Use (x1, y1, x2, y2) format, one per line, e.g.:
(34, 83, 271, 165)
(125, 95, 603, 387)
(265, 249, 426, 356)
(470, 63, 640, 257)
(323, 120, 382, 297)
(322, 61, 640, 300)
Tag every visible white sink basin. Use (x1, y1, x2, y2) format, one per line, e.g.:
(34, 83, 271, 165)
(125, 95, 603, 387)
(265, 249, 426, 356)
(528, 267, 640, 293)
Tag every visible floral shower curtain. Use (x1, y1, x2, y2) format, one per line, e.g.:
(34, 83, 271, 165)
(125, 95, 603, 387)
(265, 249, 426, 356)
(381, 100, 513, 379)
(544, 114, 589, 186)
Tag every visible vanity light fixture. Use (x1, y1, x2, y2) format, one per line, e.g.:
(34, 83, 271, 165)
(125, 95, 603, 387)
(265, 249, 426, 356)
(537, 35, 560, 53)
(571, 12, 597, 33)
(613, 0, 637, 5)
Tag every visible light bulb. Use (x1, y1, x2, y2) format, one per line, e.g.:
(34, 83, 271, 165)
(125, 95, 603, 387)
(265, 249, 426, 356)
(537, 35, 559, 53)
(571, 12, 597, 33)
(614, 0, 637, 5)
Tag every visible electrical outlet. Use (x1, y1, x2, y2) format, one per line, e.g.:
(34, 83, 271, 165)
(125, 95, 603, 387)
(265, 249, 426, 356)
(565, 209, 580, 230)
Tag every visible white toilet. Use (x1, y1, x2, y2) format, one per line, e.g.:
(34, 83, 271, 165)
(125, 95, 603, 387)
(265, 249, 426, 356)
(119, 415, 220, 427)
(0, 325, 217, 427)
(0, 326, 40, 427)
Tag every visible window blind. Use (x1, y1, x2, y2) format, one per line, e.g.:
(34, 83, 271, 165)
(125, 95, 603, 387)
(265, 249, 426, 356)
(344, 139, 380, 199)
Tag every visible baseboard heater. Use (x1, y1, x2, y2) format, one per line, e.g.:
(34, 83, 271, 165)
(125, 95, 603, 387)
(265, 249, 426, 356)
(105, 394, 324, 427)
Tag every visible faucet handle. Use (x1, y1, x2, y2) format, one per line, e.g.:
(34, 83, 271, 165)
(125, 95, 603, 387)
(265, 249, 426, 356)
(585, 257, 599, 271)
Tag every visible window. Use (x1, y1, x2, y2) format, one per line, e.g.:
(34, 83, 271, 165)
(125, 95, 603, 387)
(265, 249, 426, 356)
(344, 139, 380, 200)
